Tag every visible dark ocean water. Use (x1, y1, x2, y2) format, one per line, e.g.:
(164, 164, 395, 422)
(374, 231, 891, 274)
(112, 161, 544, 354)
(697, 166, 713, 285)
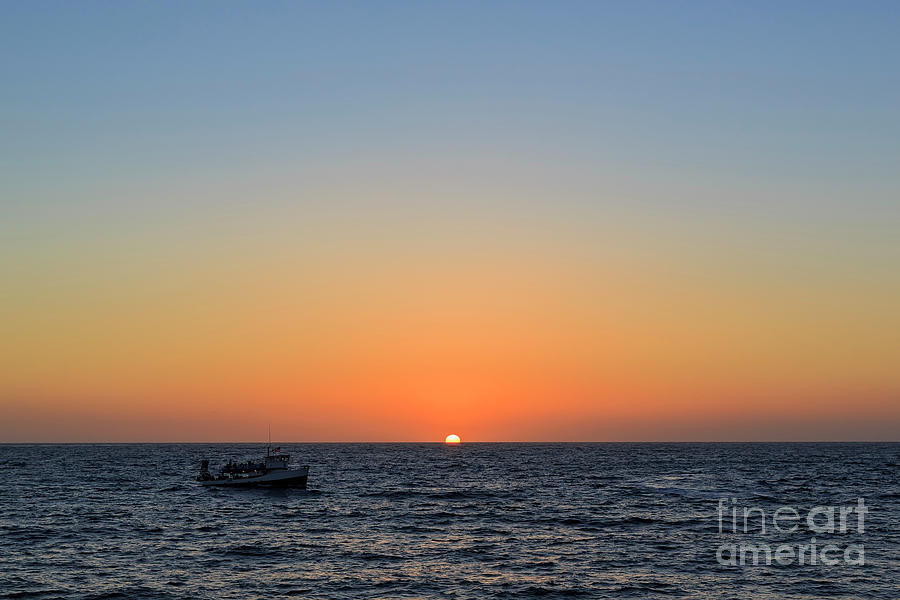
(0, 443, 898, 599)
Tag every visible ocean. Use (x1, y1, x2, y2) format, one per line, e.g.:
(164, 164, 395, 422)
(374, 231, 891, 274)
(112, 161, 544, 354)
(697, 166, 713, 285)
(1, 443, 897, 599)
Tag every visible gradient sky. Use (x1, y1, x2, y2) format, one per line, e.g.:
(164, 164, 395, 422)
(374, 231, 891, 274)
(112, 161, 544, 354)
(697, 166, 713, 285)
(2, 2, 899, 441)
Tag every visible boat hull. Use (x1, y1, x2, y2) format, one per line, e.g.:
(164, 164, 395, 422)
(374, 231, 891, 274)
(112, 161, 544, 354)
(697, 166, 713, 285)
(199, 466, 309, 488)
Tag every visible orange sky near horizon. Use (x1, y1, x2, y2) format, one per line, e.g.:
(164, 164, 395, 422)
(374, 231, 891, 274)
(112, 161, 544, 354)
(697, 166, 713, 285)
(2, 197, 898, 442)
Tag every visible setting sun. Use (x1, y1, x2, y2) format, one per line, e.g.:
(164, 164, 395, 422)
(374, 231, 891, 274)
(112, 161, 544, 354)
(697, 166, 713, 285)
(444, 434, 461, 444)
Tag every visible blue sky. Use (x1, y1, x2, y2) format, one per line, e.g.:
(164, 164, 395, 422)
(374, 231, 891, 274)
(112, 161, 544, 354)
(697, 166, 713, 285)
(3, 1, 899, 216)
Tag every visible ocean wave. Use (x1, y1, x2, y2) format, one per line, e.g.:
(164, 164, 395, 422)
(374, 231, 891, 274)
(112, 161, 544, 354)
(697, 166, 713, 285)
(216, 543, 282, 558)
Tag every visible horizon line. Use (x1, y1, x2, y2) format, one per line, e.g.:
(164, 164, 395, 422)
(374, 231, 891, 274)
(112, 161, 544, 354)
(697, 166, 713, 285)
(1, 440, 897, 444)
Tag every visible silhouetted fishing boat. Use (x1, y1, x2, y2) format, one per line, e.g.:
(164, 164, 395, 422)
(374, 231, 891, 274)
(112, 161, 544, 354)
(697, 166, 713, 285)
(196, 446, 309, 488)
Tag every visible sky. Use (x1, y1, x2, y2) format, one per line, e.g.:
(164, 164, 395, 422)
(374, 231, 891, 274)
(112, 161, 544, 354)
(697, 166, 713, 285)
(1, 1, 899, 442)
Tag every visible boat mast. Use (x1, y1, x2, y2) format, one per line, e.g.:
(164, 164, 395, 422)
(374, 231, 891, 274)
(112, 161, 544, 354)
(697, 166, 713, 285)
(267, 424, 271, 457)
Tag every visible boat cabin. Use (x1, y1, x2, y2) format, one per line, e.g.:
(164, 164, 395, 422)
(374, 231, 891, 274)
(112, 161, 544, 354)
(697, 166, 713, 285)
(265, 454, 290, 470)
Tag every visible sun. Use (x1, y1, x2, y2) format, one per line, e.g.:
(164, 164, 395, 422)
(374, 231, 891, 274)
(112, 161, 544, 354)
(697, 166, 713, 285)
(444, 434, 461, 444)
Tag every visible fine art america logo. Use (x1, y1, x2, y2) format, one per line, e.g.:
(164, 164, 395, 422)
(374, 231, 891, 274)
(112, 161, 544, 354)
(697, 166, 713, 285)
(716, 498, 867, 566)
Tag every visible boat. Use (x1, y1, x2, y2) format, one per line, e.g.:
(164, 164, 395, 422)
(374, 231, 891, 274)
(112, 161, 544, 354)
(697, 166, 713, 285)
(196, 446, 309, 488)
